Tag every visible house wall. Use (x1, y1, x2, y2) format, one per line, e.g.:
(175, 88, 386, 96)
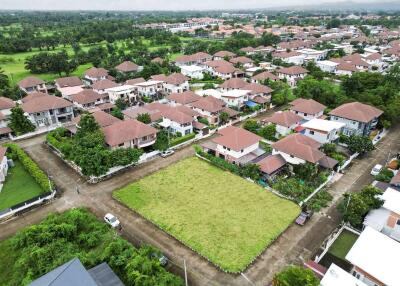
(291, 109, 323, 121)
(162, 118, 193, 135)
(272, 149, 306, 165)
(0, 155, 8, 182)
(275, 124, 295, 137)
(351, 266, 385, 286)
(217, 142, 259, 160)
(164, 82, 190, 94)
(28, 106, 74, 127)
(329, 116, 373, 136)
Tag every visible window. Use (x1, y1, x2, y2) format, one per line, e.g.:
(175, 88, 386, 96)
(304, 113, 308, 116)
(310, 130, 314, 135)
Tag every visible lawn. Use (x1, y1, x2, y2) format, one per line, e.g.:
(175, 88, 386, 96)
(114, 157, 300, 272)
(0, 160, 45, 210)
(328, 230, 359, 260)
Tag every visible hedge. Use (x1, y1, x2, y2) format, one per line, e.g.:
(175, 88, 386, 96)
(4, 143, 54, 191)
(169, 133, 196, 147)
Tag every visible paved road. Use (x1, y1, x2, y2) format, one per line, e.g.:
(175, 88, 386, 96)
(1, 124, 399, 286)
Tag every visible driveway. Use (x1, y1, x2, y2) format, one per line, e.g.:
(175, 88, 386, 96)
(1, 125, 399, 286)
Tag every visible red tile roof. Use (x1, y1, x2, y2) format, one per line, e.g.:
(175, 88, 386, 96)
(22, 95, 72, 113)
(55, 76, 82, 88)
(21, 92, 47, 103)
(212, 126, 261, 152)
(115, 61, 139, 73)
(252, 71, 279, 82)
(0, 97, 16, 109)
(165, 73, 188, 85)
(84, 67, 108, 78)
(166, 91, 201, 105)
(70, 90, 103, 105)
(272, 133, 324, 163)
(257, 154, 286, 175)
(278, 66, 308, 75)
(329, 102, 383, 123)
(220, 78, 248, 89)
(290, 98, 326, 115)
(264, 111, 302, 127)
(91, 79, 119, 90)
(189, 96, 225, 113)
(74, 110, 120, 128)
(18, 76, 44, 88)
(103, 119, 158, 147)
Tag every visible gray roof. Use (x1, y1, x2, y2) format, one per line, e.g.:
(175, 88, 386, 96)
(28, 258, 98, 286)
(89, 262, 125, 286)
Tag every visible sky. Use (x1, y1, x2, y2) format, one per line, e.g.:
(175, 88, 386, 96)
(0, 0, 381, 11)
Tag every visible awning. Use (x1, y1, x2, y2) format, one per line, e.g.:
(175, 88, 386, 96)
(245, 101, 258, 108)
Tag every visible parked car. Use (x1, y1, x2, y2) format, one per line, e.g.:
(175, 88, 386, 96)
(295, 208, 314, 226)
(160, 149, 174, 158)
(151, 252, 168, 266)
(371, 164, 383, 176)
(104, 213, 120, 228)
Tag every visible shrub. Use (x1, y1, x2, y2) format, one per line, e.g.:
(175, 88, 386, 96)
(4, 143, 53, 191)
(375, 167, 394, 183)
(170, 133, 195, 147)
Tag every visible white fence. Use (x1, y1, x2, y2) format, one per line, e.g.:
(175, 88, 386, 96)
(0, 190, 57, 221)
(10, 124, 62, 141)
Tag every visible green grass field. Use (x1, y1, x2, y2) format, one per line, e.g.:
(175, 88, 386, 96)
(114, 157, 300, 272)
(329, 230, 359, 260)
(0, 160, 45, 210)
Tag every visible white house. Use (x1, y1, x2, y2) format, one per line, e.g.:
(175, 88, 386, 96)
(202, 126, 264, 165)
(301, 118, 345, 144)
(346, 226, 400, 286)
(220, 89, 251, 109)
(180, 65, 205, 80)
(316, 60, 339, 73)
(18, 76, 47, 94)
(134, 80, 164, 98)
(0, 147, 8, 183)
(277, 66, 308, 87)
(105, 85, 136, 104)
(163, 73, 190, 94)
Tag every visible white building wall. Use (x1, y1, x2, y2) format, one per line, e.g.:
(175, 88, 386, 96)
(217, 142, 259, 159)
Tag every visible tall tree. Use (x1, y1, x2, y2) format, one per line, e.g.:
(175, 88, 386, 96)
(273, 265, 319, 286)
(9, 106, 36, 135)
(137, 113, 151, 124)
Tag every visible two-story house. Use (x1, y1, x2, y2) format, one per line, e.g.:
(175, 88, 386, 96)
(91, 79, 119, 95)
(70, 90, 107, 110)
(202, 126, 265, 165)
(115, 61, 141, 74)
(18, 76, 47, 94)
(103, 119, 158, 150)
(277, 66, 308, 87)
(290, 98, 326, 121)
(83, 67, 108, 85)
(163, 73, 190, 94)
(55, 76, 84, 98)
(22, 95, 74, 128)
(105, 85, 136, 104)
(329, 102, 383, 136)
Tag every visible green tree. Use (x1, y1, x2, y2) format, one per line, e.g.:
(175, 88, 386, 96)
(347, 134, 374, 154)
(243, 119, 260, 133)
(258, 124, 276, 140)
(76, 112, 101, 138)
(9, 105, 36, 135)
(219, 111, 230, 125)
(293, 162, 318, 181)
(137, 113, 151, 124)
(338, 186, 383, 228)
(115, 98, 128, 110)
(154, 129, 169, 151)
(240, 164, 260, 181)
(111, 108, 124, 120)
(273, 265, 319, 286)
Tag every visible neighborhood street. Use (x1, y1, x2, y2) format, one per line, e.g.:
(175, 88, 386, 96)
(1, 124, 399, 286)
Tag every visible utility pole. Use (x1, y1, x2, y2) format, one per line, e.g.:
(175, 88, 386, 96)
(183, 259, 188, 286)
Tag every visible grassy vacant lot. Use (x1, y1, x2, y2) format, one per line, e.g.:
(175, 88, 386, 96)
(114, 157, 300, 272)
(0, 160, 45, 210)
(329, 230, 359, 260)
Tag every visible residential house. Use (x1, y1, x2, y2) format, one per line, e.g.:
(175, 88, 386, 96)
(346, 226, 399, 286)
(316, 60, 340, 73)
(300, 118, 345, 144)
(174, 52, 212, 66)
(180, 65, 205, 79)
(55, 76, 84, 98)
(240, 46, 255, 56)
(229, 56, 254, 68)
(320, 263, 367, 286)
(202, 60, 243, 79)
(67, 110, 121, 134)
(202, 126, 265, 165)
(0, 147, 8, 182)
(290, 98, 326, 121)
(364, 187, 400, 242)
(28, 257, 124, 286)
(22, 95, 74, 128)
(18, 76, 47, 94)
(277, 66, 308, 87)
(133, 80, 164, 98)
(103, 119, 158, 150)
(263, 110, 302, 137)
(273, 51, 306, 65)
(105, 85, 136, 104)
(0, 97, 15, 138)
(213, 50, 236, 61)
(115, 61, 141, 74)
(91, 79, 119, 95)
(83, 67, 108, 85)
(256, 154, 287, 181)
(251, 71, 280, 83)
(166, 91, 202, 106)
(189, 96, 231, 125)
(163, 73, 189, 94)
(219, 78, 248, 91)
(272, 133, 337, 169)
(329, 102, 383, 136)
(70, 90, 107, 110)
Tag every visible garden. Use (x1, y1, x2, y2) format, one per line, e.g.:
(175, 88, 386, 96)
(0, 208, 183, 286)
(46, 113, 143, 177)
(0, 143, 52, 211)
(113, 157, 300, 273)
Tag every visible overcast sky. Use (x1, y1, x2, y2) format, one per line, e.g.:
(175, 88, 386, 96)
(0, 0, 379, 11)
